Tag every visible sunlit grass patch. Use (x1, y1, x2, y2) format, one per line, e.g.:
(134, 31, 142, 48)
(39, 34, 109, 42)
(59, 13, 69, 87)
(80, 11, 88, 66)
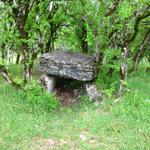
(0, 65, 150, 150)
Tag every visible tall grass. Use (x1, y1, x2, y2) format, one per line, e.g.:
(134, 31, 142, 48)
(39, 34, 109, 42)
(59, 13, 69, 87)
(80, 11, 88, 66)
(0, 64, 150, 150)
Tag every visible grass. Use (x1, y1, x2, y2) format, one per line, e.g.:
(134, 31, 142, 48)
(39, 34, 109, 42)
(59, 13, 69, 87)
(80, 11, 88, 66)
(0, 65, 150, 150)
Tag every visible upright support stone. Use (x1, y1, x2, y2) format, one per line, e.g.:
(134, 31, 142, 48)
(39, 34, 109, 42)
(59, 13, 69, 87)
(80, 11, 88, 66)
(85, 83, 103, 102)
(38, 74, 56, 92)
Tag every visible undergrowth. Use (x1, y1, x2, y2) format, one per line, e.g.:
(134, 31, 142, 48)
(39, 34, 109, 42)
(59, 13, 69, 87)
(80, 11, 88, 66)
(0, 64, 150, 150)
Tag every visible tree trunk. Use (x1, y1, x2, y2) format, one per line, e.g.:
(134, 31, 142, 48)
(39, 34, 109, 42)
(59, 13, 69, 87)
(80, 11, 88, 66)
(1, 43, 5, 59)
(50, 23, 55, 52)
(16, 54, 20, 64)
(131, 31, 150, 71)
(12, 0, 31, 84)
(46, 37, 53, 53)
(94, 35, 103, 74)
(29, 51, 39, 70)
(46, 25, 55, 53)
(117, 43, 128, 97)
(95, 35, 100, 63)
(80, 19, 88, 53)
(22, 42, 30, 83)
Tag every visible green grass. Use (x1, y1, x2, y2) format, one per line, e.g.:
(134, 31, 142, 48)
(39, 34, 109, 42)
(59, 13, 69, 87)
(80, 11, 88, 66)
(0, 66, 150, 150)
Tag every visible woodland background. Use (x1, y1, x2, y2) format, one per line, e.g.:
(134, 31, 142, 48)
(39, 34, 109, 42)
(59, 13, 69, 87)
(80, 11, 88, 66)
(0, 0, 150, 149)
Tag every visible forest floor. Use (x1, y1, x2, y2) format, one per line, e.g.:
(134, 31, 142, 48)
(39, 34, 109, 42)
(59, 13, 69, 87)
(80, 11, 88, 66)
(0, 65, 150, 150)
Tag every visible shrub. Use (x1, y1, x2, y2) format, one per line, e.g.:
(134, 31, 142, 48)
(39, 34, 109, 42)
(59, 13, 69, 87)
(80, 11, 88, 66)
(19, 79, 59, 111)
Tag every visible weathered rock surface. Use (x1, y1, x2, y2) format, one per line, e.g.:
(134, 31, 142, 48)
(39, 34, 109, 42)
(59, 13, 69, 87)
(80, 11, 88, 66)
(86, 83, 103, 102)
(38, 74, 56, 92)
(40, 51, 96, 81)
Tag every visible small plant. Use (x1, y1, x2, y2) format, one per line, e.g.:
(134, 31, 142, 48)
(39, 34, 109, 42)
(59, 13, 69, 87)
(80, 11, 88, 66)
(19, 79, 59, 111)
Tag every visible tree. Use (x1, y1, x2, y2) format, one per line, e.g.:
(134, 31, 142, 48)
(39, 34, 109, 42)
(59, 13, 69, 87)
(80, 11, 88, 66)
(0, 0, 67, 86)
(0, 0, 150, 97)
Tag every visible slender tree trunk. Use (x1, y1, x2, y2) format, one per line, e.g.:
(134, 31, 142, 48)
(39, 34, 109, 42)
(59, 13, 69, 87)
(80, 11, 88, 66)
(46, 25, 55, 53)
(19, 26, 30, 83)
(16, 54, 20, 64)
(2, 51, 5, 59)
(51, 33, 55, 52)
(50, 24, 55, 52)
(22, 43, 30, 83)
(117, 43, 128, 97)
(95, 35, 100, 63)
(46, 36, 54, 52)
(80, 19, 88, 53)
(46, 37, 52, 53)
(1, 43, 5, 59)
(94, 35, 103, 74)
(133, 48, 147, 72)
(29, 51, 39, 70)
(131, 31, 150, 72)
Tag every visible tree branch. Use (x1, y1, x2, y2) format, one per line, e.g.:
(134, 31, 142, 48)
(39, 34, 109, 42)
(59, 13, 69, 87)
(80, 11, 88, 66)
(0, 64, 21, 88)
(130, 30, 150, 71)
(126, 8, 150, 44)
(105, 0, 121, 17)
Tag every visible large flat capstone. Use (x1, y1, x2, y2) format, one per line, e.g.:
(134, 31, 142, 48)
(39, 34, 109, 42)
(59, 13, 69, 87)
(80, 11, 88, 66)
(40, 51, 96, 81)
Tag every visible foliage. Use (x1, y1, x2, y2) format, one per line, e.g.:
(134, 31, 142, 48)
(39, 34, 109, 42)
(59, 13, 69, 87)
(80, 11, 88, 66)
(0, 67, 150, 149)
(0, 1, 150, 148)
(19, 79, 59, 111)
(0, 0, 149, 95)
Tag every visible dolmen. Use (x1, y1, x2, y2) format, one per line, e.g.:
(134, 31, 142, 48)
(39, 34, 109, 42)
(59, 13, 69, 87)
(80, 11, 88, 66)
(39, 51, 102, 102)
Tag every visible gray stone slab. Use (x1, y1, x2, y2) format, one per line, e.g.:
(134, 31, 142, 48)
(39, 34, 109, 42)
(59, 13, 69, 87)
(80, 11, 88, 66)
(40, 51, 96, 81)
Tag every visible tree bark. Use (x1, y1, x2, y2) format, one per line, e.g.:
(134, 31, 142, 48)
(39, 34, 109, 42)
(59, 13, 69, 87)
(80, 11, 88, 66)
(117, 31, 128, 97)
(12, 0, 31, 83)
(126, 8, 150, 44)
(117, 44, 128, 97)
(22, 43, 30, 83)
(131, 31, 150, 71)
(0, 65, 21, 88)
(1, 45, 5, 59)
(80, 18, 88, 53)
(16, 54, 20, 64)
(45, 23, 55, 52)
(105, 0, 121, 17)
